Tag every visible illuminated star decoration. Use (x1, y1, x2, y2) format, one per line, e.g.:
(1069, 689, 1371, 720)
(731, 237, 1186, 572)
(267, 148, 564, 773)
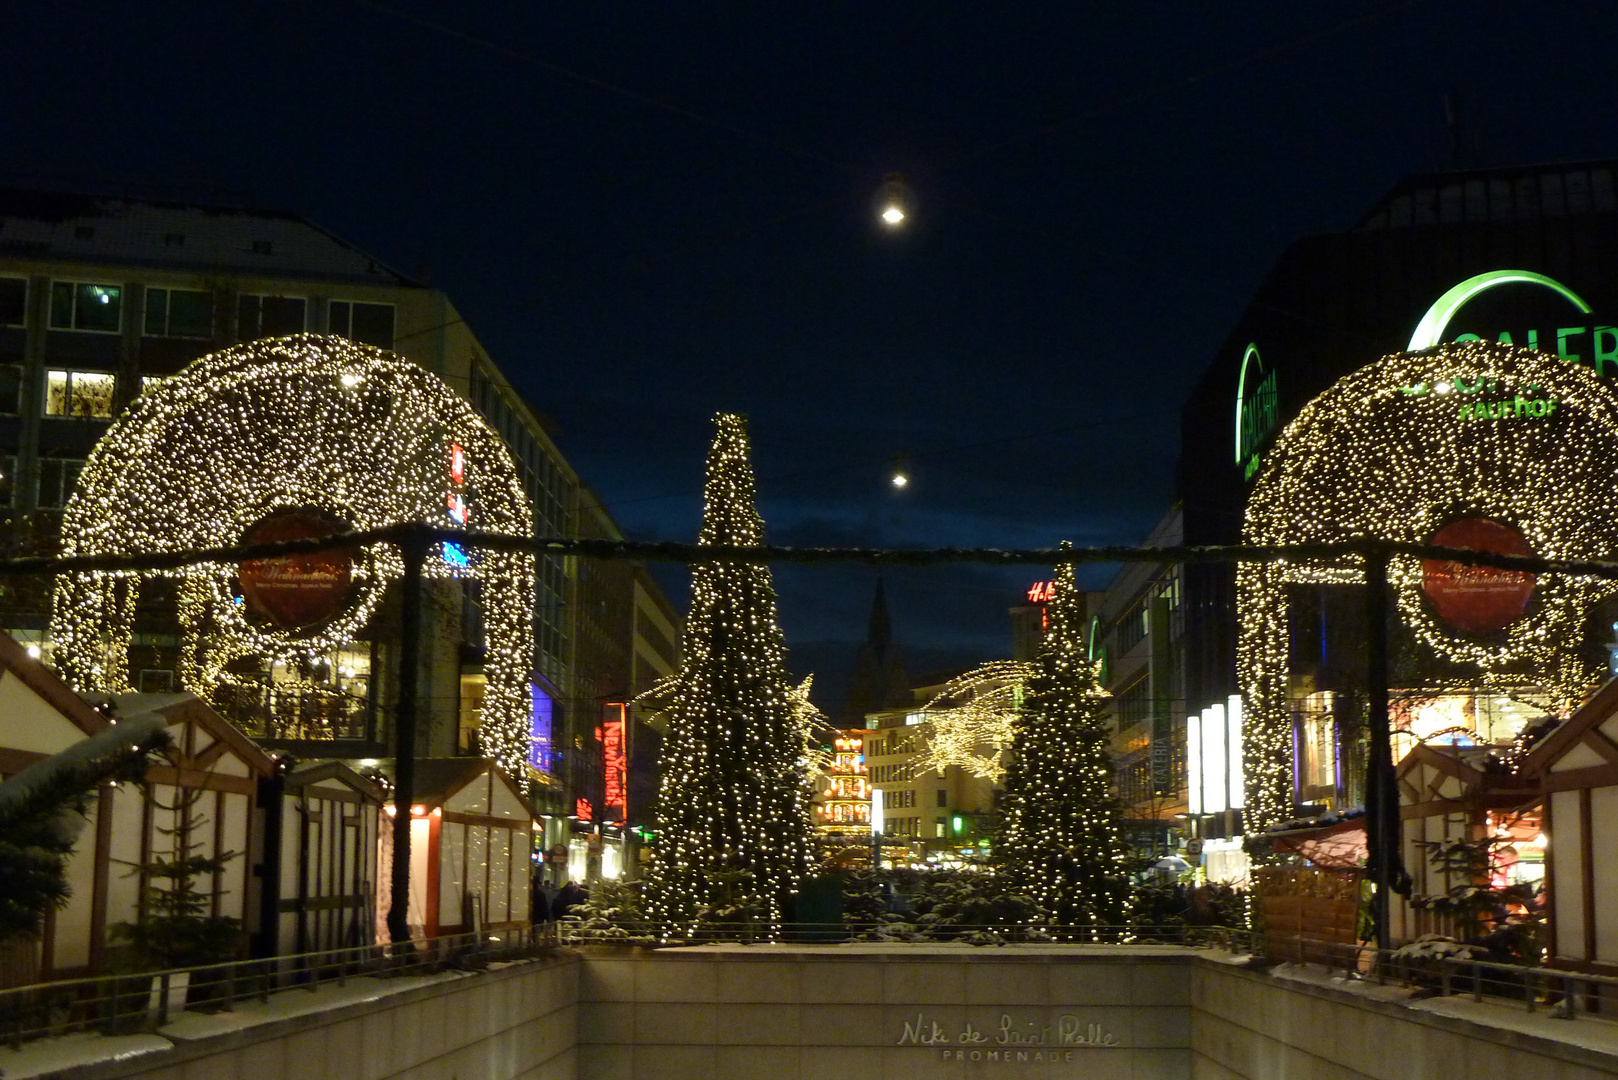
(49, 334, 537, 779)
(1238, 339, 1618, 833)
(914, 660, 1037, 782)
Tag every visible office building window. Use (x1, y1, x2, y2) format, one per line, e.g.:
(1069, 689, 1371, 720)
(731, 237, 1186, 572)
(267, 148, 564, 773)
(144, 288, 213, 338)
(0, 278, 25, 326)
(49, 282, 121, 333)
(1115, 601, 1148, 654)
(46, 369, 115, 419)
(1116, 678, 1150, 730)
(39, 457, 85, 509)
(329, 300, 394, 349)
(0, 365, 20, 415)
(237, 294, 305, 338)
(936, 788, 948, 807)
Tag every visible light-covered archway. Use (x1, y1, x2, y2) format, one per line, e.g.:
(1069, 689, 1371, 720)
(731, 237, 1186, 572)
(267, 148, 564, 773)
(1239, 339, 1618, 829)
(50, 334, 536, 776)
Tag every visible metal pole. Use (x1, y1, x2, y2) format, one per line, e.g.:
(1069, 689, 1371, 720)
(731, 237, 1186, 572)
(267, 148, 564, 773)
(387, 528, 428, 946)
(1364, 542, 1394, 952)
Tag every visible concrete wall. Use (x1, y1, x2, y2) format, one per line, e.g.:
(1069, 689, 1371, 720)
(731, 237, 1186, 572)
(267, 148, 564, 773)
(75, 957, 578, 1080)
(33, 945, 1618, 1080)
(1191, 959, 1618, 1080)
(576, 945, 1193, 1080)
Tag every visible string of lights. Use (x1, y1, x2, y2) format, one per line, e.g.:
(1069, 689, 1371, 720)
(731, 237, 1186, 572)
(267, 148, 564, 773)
(10, 531, 1615, 578)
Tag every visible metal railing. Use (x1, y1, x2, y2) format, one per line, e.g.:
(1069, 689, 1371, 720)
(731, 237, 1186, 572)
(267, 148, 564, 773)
(561, 917, 1618, 1024)
(1237, 930, 1618, 1024)
(558, 919, 1244, 948)
(0, 926, 552, 1051)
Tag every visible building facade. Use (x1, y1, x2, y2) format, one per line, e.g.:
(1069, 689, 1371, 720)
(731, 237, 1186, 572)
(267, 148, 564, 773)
(0, 187, 677, 828)
(1171, 160, 1618, 848)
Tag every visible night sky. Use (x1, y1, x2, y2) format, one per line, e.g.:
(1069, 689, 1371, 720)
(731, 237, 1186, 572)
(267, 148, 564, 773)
(7, 2, 1618, 707)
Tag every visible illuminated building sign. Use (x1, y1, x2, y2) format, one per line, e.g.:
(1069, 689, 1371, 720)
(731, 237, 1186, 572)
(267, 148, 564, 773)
(575, 797, 593, 820)
(1408, 269, 1617, 374)
(443, 440, 470, 566)
(1400, 375, 1560, 422)
(1186, 696, 1245, 816)
(528, 683, 555, 773)
(601, 702, 627, 823)
(1234, 344, 1279, 480)
(1026, 581, 1055, 603)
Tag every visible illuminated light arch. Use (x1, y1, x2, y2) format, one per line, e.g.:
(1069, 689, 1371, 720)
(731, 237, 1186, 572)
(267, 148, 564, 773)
(49, 334, 537, 777)
(1238, 339, 1618, 831)
(1407, 269, 1592, 351)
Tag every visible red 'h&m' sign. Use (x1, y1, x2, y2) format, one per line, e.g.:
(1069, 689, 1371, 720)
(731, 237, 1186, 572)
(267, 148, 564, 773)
(1027, 581, 1055, 603)
(601, 702, 627, 822)
(1421, 517, 1537, 634)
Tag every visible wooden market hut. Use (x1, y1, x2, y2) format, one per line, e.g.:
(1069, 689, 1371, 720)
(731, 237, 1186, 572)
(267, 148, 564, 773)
(1392, 742, 1540, 944)
(103, 692, 278, 962)
(379, 758, 536, 940)
(0, 634, 117, 981)
(0, 637, 278, 981)
(1521, 677, 1618, 974)
(254, 760, 385, 958)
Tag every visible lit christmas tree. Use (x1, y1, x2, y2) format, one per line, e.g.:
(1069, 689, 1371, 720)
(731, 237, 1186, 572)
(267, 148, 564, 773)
(997, 547, 1128, 930)
(645, 414, 813, 935)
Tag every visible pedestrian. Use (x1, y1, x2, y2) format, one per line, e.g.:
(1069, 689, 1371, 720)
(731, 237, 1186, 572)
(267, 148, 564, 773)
(554, 880, 587, 922)
(531, 864, 552, 941)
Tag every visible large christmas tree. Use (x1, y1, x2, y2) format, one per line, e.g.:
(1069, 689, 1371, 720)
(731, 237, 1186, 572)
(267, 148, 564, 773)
(645, 414, 813, 934)
(997, 548, 1129, 930)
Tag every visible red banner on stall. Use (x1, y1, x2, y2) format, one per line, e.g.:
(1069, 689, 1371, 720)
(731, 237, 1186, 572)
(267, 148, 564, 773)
(238, 509, 355, 630)
(1421, 517, 1536, 634)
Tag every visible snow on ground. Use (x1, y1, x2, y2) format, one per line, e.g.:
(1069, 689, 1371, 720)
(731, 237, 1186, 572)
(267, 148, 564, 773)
(0, 965, 495, 1079)
(1263, 957, 1618, 1059)
(0, 1031, 172, 1080)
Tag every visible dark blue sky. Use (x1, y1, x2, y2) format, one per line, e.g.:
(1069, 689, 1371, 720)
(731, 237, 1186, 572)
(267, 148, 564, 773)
(7, 2, 1618, 704)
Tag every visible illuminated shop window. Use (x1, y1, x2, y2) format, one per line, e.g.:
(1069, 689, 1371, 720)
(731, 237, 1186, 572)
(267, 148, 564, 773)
(237, 294, 306, 339)
(1296, 691, 1337, 791)
(144, 288, 213, 338)
(45, 369, 115, 418)
(328, 300, 394, 349)
(38, 457, 85, 509)
(0, 278, 25, 326)
(49, 282, 121, 333)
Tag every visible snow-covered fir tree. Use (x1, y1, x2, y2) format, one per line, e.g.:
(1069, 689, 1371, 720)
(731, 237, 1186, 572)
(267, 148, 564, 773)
(997, 547, 1129, 930)
(645, 414, 813, 934)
